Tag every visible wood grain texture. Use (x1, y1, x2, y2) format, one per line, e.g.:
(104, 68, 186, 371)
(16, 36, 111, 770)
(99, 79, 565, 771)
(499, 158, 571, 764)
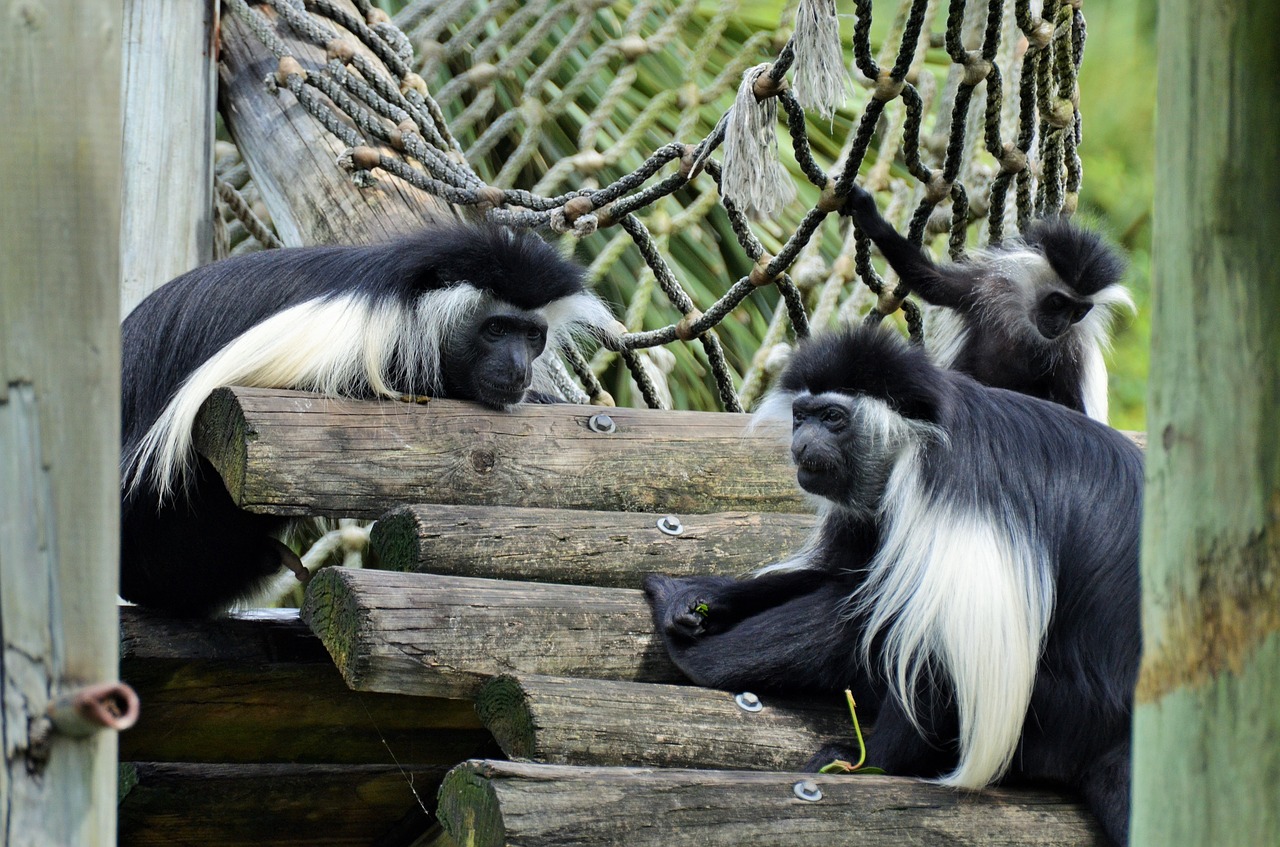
(1, 1, 123, 842)
(194, 386, 802, 518)
(120, 0, 218, 316)
(300, 568, 685, 698)
(219, 0, 457, 248)
(476, 674, 849, 770)
(118, 762, 442, 846)
(1133, 0, 1280, 843)
(437, 760, 1107, 847)
(119, 607, 496, 765)
(371, 504, 816, 586)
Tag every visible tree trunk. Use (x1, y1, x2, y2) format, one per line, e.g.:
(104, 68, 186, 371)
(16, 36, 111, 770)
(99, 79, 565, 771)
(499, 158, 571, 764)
(0, 2, 123, 844)
(1133, 0, 1280, 843)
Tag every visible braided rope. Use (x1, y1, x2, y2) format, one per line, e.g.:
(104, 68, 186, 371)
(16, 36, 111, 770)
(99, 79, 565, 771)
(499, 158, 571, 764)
(222, 0, 1089, 411)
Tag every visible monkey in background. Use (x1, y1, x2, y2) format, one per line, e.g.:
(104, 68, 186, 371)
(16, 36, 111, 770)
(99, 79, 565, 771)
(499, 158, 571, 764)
(842, 185, 1132, 422)
(122, 222, 615, 617)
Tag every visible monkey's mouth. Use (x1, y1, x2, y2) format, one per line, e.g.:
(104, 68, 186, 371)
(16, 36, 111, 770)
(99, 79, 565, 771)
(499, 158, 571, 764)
(795, 460, 842, 498)
(476, 380, 528, 409)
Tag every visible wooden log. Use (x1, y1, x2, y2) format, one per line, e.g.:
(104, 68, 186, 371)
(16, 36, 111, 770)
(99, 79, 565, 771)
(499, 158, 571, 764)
(437, 760, 1108, 847)
(218, 0, 456, 247)
(476, 674, 849, 771)
(1, 1, 123, 842)
(300, 568, 684, 698)
(372, 504, 816, 587)
(194, 386, 801, 518)
(120, 606, 497, 765)
(120, 0, 218, 316)
(118, 762, 443, 846)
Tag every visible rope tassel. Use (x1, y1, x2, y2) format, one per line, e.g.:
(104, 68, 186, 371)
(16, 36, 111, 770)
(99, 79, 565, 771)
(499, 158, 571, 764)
(791, 0, 849, 118)
(721, 64, 797, 219)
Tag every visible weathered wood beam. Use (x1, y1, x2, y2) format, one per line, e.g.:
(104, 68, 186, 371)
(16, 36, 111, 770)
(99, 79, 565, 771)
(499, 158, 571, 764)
(194, 386, 801, 518)
(121, 0, 218, 315)
(118, 762, 442, 846)
(476, 674, 849, 771)
(120, 606, 497, 765)
(372, 504, 816, 586)
(437, 760, 1108, 847)
(300, 568, 684, 698)
(218, 0, 457, 247)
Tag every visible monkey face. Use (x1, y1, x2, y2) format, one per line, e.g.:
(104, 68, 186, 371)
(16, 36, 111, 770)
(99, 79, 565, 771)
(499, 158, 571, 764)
(443, 303, 549, 409)
(1034, 291, 1093, 340)
(789, 392, 911, 514)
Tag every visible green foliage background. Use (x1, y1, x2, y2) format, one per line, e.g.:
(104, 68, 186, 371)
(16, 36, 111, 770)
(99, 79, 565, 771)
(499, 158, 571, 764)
(375, 0, 1157, 429)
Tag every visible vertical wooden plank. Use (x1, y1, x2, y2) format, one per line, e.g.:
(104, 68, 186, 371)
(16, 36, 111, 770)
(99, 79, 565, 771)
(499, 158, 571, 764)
(0, 1, 123, 845)
(1133, 0, 1280, 844)
(120, 0, 219, 316)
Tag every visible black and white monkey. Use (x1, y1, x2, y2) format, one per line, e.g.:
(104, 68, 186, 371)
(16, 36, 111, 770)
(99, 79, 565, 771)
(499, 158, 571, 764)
(645, 326, 1142, 845)
(122, 222, 615, 617)
(842, 185, 1131, 421)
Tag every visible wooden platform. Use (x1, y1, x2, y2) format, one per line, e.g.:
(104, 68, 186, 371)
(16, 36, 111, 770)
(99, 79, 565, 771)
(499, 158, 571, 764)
(119, 388, 1108, 846)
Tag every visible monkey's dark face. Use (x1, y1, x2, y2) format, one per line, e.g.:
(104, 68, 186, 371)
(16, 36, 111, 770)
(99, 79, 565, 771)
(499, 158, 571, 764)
(789, 392, 908, 513)
(1034, 290, 1093, 340)
(443, 303, 549, 409)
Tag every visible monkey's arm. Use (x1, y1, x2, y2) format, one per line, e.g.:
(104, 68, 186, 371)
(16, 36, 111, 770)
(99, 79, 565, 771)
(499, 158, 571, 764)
(643, 568, 830, 640)
(645, 574, 871, 693)
(842, 185, 975, 310)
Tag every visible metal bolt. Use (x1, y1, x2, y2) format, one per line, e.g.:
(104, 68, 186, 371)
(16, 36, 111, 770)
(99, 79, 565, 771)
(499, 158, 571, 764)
(656, 515, 684, 536)
(734, 691, 762, 712)
(588, 413, 616, 434)
(793, 779, 823, 802)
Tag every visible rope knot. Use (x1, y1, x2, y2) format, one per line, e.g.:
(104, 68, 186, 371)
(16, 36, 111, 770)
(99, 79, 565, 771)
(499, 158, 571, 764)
(997, 142, 1028, 174)
(400, 73, 428, 97)
(752, 70, 787, 101)
(815, 180, 844, 213)
(326, 39, 356, 64)
(275, 56, 307, 86)
(618, 35, 649, 60)
(871, 70, 905, 102)
(476, 186, 506, 209)
(961, 52, 992, 86)
(675, 310, 705, 341)
(923, 173, 952, 204)
(749, 253, 779, 287)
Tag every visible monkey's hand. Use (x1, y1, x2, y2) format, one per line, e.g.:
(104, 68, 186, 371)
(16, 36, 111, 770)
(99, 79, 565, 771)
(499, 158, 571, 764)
(840, 184, 879, 222)
(643, 574, 736, 641)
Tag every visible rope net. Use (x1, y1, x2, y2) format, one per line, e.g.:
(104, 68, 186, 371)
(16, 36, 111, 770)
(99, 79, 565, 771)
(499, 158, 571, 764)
(216, 0, 1089, 412)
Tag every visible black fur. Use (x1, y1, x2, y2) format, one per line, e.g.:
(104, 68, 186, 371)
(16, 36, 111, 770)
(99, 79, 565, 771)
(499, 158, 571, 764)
(122, 222, 597, 617)
(645, 326, 1141, 846)
(840, 185, 1127, 417)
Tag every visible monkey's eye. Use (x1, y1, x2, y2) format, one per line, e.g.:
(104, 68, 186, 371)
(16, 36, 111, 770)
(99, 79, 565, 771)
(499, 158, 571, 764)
(525, 326, 544, 342)
(1071, 302, 1093, 323)
(482, 320, 509, 340)
(819, 407, 848, 428)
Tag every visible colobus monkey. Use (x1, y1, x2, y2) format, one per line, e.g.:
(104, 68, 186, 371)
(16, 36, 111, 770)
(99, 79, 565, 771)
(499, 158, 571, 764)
(842, 185, 1131, 422)
(646, 326, 1142, 845)
(123, 222, 614, 617)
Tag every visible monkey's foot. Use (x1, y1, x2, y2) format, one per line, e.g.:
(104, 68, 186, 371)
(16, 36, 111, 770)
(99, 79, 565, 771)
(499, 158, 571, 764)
(397, 394, 433, 405)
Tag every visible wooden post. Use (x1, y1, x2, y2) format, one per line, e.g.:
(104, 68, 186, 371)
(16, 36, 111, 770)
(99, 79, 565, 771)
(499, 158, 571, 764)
(0, 2, 123, 844)
(120, 0, 219, 316)
(1133, 0, 1280, 843)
